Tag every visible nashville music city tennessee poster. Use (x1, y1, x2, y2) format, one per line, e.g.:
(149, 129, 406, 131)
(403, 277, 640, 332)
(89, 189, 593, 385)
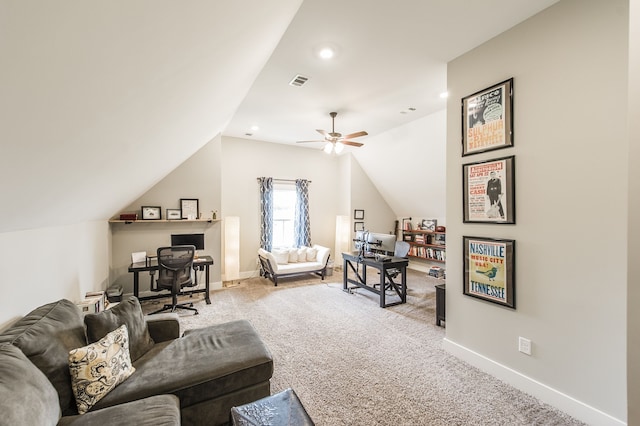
(464, 236, 515, 308)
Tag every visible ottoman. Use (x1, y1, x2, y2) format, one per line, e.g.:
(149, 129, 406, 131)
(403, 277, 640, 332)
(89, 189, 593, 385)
(231, 388, 314, 426)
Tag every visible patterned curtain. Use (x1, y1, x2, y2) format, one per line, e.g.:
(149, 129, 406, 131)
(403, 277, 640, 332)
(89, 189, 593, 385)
(294, 179, 311, 247)
(258, 177, 273, 251)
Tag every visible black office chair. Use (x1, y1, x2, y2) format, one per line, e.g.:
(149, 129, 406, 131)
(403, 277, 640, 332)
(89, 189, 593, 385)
(375, 241, 411, 289)
(149, 245, 198, 315)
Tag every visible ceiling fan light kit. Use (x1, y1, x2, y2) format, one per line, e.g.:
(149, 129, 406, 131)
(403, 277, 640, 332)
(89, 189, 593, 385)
(297, 111, 368, 153)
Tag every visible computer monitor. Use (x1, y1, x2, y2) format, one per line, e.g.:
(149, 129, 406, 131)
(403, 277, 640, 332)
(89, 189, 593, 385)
(170, 233, 205, 250)
(367, 232, 397, 254)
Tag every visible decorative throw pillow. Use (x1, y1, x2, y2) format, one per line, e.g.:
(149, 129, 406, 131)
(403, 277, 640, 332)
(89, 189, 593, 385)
(68, 324, 135, 414)
(288, 249, 299, 263)
(297, 247, 307, 261)
(306, 247, 318, 261)
(273, 249, 289, 265)
(84, 296, 154, 362)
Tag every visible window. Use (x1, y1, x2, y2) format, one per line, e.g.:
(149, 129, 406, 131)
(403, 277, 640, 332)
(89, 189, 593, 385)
(272, 184, 296, 248)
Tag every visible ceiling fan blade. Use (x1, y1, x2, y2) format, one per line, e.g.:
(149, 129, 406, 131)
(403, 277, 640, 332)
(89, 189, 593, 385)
(316, 129, 329, 137)
(342, 131, 368, 139)
(296, 140, 325, 143)
(341, 140, 364, 147)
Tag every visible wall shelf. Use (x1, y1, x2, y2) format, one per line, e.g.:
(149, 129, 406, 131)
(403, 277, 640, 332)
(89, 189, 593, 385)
(108, 219, 220, 225)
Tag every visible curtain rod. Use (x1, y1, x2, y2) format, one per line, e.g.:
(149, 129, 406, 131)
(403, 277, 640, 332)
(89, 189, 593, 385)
(256, 178, 312, 183)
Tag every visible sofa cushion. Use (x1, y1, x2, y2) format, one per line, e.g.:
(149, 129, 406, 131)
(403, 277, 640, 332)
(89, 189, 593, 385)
(84, 296, 154, 362)
(0, 299, 87, 416)
(272, 249, 289, 265)
(0, 343, 61, 426)
(92, 319, 273, 411)
(69, 325, 135, 414)
(58, 394, 181, 426)
(288, 248, 299, 263)
(305, 246, 317, 261)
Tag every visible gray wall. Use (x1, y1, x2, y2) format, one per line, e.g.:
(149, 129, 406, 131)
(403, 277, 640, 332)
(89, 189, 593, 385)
(445, 0, 628, 424)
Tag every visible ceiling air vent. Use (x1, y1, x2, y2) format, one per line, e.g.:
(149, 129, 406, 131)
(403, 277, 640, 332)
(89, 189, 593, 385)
(289, 74, 309, 87)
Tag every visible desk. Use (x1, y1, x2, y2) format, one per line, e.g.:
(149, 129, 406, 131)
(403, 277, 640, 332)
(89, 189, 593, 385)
(128, 255, 213, 304)
(342, 251, 409, 308)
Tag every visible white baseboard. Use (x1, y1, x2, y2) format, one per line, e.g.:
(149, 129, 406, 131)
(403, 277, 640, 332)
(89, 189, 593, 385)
(442, 338, 626, 426)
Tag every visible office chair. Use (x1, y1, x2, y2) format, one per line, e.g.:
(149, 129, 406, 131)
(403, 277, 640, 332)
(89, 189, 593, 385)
(149, 245, 198, 315)
(375, 241, 411, 290)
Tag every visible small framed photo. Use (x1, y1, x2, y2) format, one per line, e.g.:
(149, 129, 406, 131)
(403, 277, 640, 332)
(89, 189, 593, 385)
(463, 236, 515, 309)
(421, 219, 437, 231)
(354, 222, 365, 232)
(166, 209, 182, 220)
(354, 209, 364, 220)
(180, 198, 199, 220)
(463, 155, 515, 224)
(141, 206, 161, 220)
(462, 78, 513, 156)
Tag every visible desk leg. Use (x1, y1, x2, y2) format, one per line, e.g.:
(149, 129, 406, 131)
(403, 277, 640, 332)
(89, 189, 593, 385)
(205, 264, 211, 304)
(133, 272, 140, 299)
(380, 266, 386, 308)
(343, 258, 348, 291)
(401, 266, 407, 303)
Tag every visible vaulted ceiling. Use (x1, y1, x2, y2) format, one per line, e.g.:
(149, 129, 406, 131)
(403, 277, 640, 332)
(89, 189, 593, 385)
(0, 0, 558, 233)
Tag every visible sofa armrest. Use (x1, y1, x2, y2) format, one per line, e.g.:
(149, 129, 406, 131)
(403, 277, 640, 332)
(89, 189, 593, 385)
(145, 313, 180, 342)
(313, 245, 331, 266)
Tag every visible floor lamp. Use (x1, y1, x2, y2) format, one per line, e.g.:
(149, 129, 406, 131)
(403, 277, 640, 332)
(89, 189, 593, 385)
(335, 215, 350, 270)
(224, 216, 240, 285)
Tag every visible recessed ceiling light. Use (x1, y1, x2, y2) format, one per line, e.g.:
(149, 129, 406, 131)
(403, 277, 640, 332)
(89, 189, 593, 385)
(250, 125, 260, 132)
(318, 47, 334, 59)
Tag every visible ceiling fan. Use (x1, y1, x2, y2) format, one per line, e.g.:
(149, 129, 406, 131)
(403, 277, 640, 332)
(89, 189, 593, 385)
(297, 112, 368, 153)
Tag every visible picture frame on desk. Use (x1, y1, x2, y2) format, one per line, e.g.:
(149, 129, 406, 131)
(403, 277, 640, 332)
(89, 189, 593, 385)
(141, 206, 161, 220)
(166, 209, 182, 220)
(180, 198, 199, 220)
(463, 236, 515, 309)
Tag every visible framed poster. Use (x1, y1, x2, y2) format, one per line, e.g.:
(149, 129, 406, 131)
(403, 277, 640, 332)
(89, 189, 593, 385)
(462, 78, 513, 156)
(463, 236, 515, 309)
(354, 221, 365, 232)
(354, 209, 364, 220)
(141, 206, 161, 220)
(463, 155, 515, 224)
(180, 198, 199, 219)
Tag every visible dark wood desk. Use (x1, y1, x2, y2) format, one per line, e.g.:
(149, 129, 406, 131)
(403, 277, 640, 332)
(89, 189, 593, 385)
(128, 255, 213, 304)
(342, 251, 409, 308)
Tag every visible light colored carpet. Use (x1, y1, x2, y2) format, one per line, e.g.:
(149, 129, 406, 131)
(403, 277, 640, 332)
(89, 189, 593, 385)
(141, 269, 584, 426)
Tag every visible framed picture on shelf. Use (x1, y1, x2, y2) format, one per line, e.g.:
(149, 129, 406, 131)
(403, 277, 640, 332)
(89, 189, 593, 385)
(462, 78, 513, 156)
(354, 209, 364, 220)
(463, 155, 515, 224)
(141, 206, 161, 220)
(354, 221, 365, 232)
(166, 209, 181, 220)
(421, 219, 437, 231)
(180, 198, 199, 220)
(463, 236, 515, 309)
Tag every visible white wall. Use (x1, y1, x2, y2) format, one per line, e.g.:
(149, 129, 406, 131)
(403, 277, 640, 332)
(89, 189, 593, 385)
(354, 109, 447, 223)
(628, 0, 640, 423)
(0, 221, 110, 330)
(110, 135, 223, 294)
(445, 1, 628, 424)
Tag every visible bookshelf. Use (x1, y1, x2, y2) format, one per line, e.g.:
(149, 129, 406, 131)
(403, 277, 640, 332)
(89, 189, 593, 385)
(402, 229, 446, 263)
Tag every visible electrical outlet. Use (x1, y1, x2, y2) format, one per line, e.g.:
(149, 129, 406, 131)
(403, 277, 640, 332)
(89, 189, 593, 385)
(518, 337, 532, 355)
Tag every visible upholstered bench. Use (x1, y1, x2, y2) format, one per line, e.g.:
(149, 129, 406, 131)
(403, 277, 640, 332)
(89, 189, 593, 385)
(231, 388, 314, 425)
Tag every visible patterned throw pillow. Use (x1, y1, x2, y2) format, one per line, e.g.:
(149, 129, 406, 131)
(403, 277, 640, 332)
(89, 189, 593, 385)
(68, 324, 135, 414)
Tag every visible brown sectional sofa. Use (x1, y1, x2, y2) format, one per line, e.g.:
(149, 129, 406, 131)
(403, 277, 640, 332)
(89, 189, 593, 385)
(0, 296, 273, 425)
